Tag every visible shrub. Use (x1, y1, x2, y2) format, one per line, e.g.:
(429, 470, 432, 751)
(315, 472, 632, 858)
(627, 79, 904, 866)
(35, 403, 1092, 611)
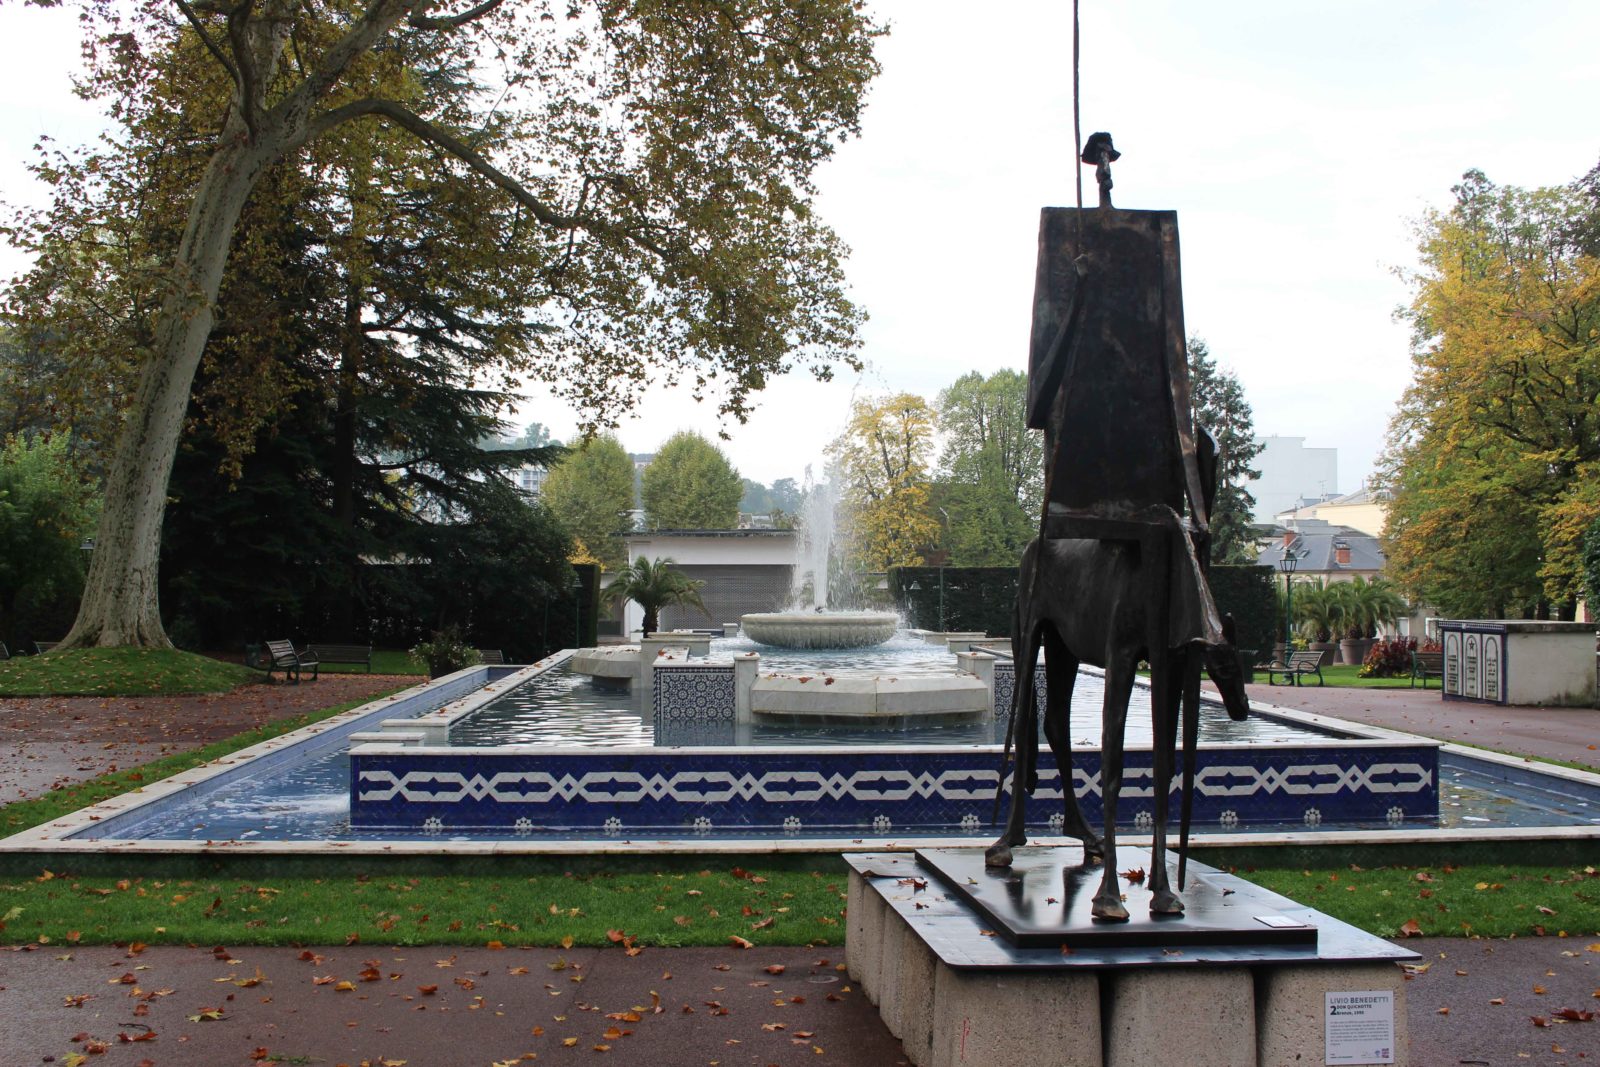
(409, 625, 481, 678)
(1359, 637, 1415, 677)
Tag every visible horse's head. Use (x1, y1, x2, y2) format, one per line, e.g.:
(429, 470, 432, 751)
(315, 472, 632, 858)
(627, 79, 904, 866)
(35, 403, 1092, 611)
(1203, 614, 1251, 722)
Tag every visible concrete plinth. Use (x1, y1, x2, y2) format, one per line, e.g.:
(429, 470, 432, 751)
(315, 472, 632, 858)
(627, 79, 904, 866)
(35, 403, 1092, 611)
(931, 962, 1101, 1067)
(857, 883, 888, 1005)
(1106, 967, 1254, 1067)
(877, 910, 907, 1036)
(1256, 962, 1408, 1067)
(896, 921, 939, 1065)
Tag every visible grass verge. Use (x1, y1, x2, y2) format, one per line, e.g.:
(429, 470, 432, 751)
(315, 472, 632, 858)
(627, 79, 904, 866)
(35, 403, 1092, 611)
(1257, 663, 1419, 689)
(0, 689, 404, 838)
(0, 647, 260, 697)
(1234, 862, 1600, 940)
(0, 862, 851, 948)
(317, 649, 428, 676)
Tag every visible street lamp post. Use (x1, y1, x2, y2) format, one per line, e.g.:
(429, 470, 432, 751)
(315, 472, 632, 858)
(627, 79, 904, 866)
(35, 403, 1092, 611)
(1278, 547, 1299, 655)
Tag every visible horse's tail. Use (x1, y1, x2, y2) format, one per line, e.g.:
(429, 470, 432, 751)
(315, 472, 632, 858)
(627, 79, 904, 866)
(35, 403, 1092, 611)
(1178, 649, 1201, 890)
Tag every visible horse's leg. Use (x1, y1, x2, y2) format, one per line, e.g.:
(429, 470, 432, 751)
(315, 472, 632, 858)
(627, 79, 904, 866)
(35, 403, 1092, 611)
(1092, 643, 1136, 922)
(1040, 624, 1101, 858)
(1147, 642, 1185, 915)
(986, 620, 1042, 868)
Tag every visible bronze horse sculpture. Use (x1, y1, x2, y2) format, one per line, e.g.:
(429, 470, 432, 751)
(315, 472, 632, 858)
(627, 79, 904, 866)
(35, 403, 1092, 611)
(984, 526, 1252, 920)
(987, 147, 1251, 921)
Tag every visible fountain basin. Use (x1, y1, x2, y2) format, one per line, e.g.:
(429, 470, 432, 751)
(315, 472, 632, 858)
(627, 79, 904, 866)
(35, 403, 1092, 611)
(750, 672, 990, 726)
(741, 611, 898, 649)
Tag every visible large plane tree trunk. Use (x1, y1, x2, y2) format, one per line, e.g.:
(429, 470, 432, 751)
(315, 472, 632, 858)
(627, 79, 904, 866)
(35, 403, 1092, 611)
(62, 138, 276, 648)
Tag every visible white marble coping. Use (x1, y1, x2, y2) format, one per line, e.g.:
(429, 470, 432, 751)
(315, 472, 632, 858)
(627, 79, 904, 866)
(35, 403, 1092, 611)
(1, 652, 573, 848)
(3, 823, 1596, 858)
(343, 736, 1441, 759)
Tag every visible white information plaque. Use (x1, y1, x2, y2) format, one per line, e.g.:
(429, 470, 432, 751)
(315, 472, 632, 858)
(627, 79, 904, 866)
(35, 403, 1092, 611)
(1325, 989, 1396, 1065)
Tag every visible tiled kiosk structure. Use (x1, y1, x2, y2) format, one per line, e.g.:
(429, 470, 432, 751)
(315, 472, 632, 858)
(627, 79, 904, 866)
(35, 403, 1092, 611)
(846, 849, 1415, 1067)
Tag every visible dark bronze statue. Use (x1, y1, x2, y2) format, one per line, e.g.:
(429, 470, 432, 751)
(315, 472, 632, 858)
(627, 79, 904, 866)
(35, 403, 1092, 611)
(987, 139, 1251, 922)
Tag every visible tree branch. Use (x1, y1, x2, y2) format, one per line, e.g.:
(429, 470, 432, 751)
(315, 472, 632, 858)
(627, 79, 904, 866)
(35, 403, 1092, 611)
(172, 0, 242, 87)
(307, 98, 668, 258)
(408, 0, 505, 30)
(224, 0, 262, 136)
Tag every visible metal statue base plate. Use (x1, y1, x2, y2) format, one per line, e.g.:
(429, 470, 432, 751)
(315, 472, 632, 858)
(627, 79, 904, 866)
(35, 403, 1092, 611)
(916, 845, 1317, 950)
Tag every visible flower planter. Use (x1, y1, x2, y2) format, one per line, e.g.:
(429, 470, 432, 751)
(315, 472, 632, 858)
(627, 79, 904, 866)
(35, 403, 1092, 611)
(1340, 638, 1375, 666)
(1309, 642, 1337, 668)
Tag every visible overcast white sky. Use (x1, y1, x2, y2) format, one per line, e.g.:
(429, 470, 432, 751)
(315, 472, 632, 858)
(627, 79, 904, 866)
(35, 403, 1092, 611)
(4, 1, 1599, 489)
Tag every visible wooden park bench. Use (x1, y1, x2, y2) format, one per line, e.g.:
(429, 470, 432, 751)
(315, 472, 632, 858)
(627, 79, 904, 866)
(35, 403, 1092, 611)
(307, 643, 372, 672)
(256, 639, 319, 684)
(1265, 650, 1325, 687)
(34, 640, 59, 655)
(475, 649, 506, 665)
(1410, 650, 1444, 689)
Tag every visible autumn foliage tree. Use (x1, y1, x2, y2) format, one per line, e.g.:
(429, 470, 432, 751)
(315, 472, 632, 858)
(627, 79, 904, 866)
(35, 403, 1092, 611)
(1381, 167, 1600, 618)
(828, 392, 940, 572)
(5, 0, 881, 649)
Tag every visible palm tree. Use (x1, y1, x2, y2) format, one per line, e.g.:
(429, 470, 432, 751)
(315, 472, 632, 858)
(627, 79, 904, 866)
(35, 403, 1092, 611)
(606, 556, 708, 636)
(1293, 580, 1341, 643)
(1343, 576, 1407, 639)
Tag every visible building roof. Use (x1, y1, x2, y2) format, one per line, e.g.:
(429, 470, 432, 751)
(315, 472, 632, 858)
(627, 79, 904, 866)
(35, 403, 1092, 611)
(1256, 518, 1385, 573)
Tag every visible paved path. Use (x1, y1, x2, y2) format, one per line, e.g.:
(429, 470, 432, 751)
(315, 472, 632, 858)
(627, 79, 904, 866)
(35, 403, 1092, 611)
(1239, 681, 1600, 771)
(0, 675, 413, 803)
(1, 940, 1593, 1065)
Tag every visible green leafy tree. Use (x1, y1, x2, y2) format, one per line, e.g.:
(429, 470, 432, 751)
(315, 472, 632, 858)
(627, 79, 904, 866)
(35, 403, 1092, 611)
(641, 431, 743, 530)
(0, 436, 99, 648)
(935, 369, 1041, 566)
(829, 393, 940, 571)
(541, 435, 636, 570)
(1186, 338, 1263, 563)
(1582, 516, 1600, 614)
(605, 556, 707, 636)
(1381, 167, 1600, 618)
(8, 0, 881, 649)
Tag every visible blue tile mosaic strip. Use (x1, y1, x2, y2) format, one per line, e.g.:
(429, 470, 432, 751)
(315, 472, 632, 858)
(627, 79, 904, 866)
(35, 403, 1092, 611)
(350, 743, 1438, 834)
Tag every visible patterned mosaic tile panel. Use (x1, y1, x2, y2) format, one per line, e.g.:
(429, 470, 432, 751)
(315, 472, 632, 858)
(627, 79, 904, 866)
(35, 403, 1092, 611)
(351, 743, 1438, 835)
(652, 665, 736, 733)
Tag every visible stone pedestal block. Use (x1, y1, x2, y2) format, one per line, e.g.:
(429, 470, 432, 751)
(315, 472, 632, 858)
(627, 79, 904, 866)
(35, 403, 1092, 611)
(1106, 967, 1255, 1067)
(845, 870, 866, 983)
(1256, 962, 1407, 1067)
(896, 922, 939, 1065)
(930, 963, 1101, 1067)
(857, 885, 888, 1005)
(877, 909, 907, 1036)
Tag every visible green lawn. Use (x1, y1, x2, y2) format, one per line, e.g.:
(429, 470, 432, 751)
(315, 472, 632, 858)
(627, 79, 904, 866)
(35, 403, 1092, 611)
(0, 864, 850, 948)
(1234, 862, 1600, 939)
(0, 647, 260, 697)
(1257, 663, 1424, 689)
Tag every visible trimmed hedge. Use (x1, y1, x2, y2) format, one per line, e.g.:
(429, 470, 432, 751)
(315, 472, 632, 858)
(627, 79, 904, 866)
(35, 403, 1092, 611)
(1208, 563, 1278, 654)
(889, 566, 1019, 636)
(890, 561, 1277, 650)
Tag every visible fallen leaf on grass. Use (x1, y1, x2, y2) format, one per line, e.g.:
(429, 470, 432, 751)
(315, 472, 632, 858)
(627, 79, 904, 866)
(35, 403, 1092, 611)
(1398, 919, 1422, 938)
(728, 936, 754, 950)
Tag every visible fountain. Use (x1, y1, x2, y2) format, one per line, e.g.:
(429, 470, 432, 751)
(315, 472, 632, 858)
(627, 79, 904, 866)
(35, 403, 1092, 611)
(740, 467, 897, 649)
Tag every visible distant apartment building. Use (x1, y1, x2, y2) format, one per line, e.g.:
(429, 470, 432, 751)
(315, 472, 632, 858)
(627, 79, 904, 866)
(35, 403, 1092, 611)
(1275, 485, 1390, 538)
(1247, 435, 1338, 523)
(512, 465, 548, 498)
